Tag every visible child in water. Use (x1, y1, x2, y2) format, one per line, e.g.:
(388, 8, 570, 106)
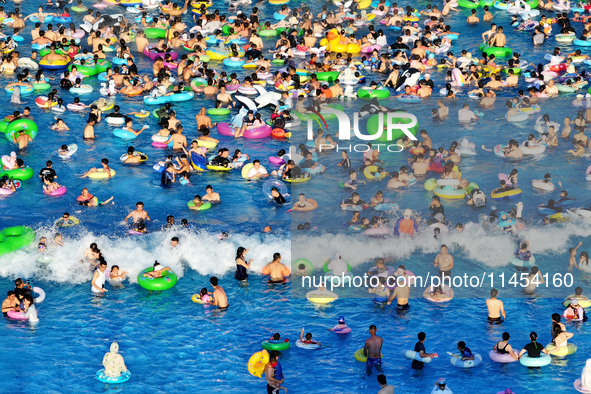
(568, 241, 584, 270)
(328, 316, 350, 333)
(368, 276, 391, 301)
(299, 327, 321, 346)
(197, 287, 212, 303)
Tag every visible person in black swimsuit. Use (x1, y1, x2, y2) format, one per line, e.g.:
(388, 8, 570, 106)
(492, 332, 519, 361)
(234, 246, 252, 281)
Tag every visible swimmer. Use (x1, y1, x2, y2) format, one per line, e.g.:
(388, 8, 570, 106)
(386, 266, 410, 309)
(123, 201, 151, 224)
(563, 299, 587, 322)
(412, 332, 438, 369)
(196, 287, 212, 304)
(492, 332, 519, 361)
(22, 294, 38, 323)
(263, 253, 288, 283)
(568, 241, 584, 270)
(210, 276, 229, 309)
(265, 350, 286, 394)
(142, 261, 171, 278)
(102, 342, 128, 379)
(1, 291, 19, 316)
(369, 277, 391, 300)
(299, 327, 320, 347)
(364, 324, 384, 376)
(91, 259, 108, 294)
(202, 185, 220, 202)
(80, 158, 112, 179)
(433, 244, 454, 279)
(12, 129, 33, 149)
(456, 341, 474, 361)
(234, 246, 252, 281)
(270, 187, 287, 205)
(518, 332, 549, 360)
(108, 265, 127, 281)
(486, 288, 506, 324)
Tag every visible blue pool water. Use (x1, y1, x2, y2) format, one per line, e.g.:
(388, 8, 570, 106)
(1, 0, 591, 392)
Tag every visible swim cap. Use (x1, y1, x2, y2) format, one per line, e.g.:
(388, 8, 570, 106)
(404, 208, 412, 218)
(338, 316, 345, 323)
(436, 378, 446, 385)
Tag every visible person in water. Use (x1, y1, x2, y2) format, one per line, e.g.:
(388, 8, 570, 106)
(102, 342, 128, 379)
(265, 350, 286, 394)
(91, 260, 108, 294)
(270, 187, 287, 205)
(123, 202, 151, 224)
(234, 246, 252, 281)
(486, 288, 506, 324)
(412, 332, 438, 369)
(518, 332, 549, 359)
(210, 276, 229, 309)
(299, 327, 320, 346)
(457, 341, 474, 361)
(364, 324, 384, 375)
(492, 332, 519, 361)
(1, 291, 19, 316)
(263, 253, 289, 283)
(143, 261, 171, 278)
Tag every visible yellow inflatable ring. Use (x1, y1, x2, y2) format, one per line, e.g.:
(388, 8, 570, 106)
(363, 165, 387, 180)
(545, 343, 577, 357)
(354, 348, 383, 362)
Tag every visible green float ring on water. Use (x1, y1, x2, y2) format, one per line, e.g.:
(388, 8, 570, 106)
(187, 201, 212, 210)
(261, 340, 291, 351)
(39, 48, 67, 57)
(293, 258, 314, 274)
(0, 167, 34, 180)
(357, 87, 390, 99)
(258, 29, 279, 37)
(457, 0, 479, 8)
(272, 59, 285, 65)
(207, 108, 230, 116)
(5, 119, 38, 142)
(0, 226, 35, 256)
(365, 112, 419, 142)
(478, 44, 513, 58)
(33, 82, 51, 90)
(94, 60, 111, 74)
(222, 25, 232, 36)
(144, 28, 167, 39)
(137, 267, 178, 291)
(69, 63, 97, 76)
(526, 0, 538, 8)
(316, 71, 339, 82)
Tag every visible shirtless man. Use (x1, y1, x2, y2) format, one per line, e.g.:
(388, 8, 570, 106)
(202, 185, 220, 202)
(433, 244, 454, 279)
(135, 31, 148, 53)
(386, 266, 410, 309)
(489, 26, 506, 47)
(196, 107, 217, 129)
(210, 276, 229, 309)
(363, 325, 384, 375)
(12, 130, 32, 149)
(486, 288, 506, 324)
(263, 252, 289, 283)
(84, 116, 97, 139)
(467, 9, 479, 24)
(123, 202, 151, 224)
(1, 291, 19, 316)
(436, 99, 449, 119)
(411, 154, 429, 175)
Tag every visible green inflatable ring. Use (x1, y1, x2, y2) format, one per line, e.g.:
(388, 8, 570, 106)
(0, 119, 8, 133)
(5, 119, 38, 142)
(39, 48, 67, 57)
(261, 340, 291, 351)
(293, 258, 314, 274)
(479, 0, 494, 5)
(457, 0, 479, 8)
(144, 28, 167, 39)
(137, 267, 178, 291)
(258, 29, 279, 37)
(357, 87, 390, 99)
(272, 59, 285, 65)
(152, 109, 161, 119)
(70, 63, 97, 76)
(365, 111, 419, 142)
(187, 201, 212, 210)
(502, 67, 521, 75)
(322, 260, 352, 273)
(222, 25, 232, 36)
(207, 108, 231, 116)
(33, 82, 51, 90)
(94, 60, 111, 73)
(316, 71, 339, 82)
(71, 5, 87, 12)
(526, 0, 538, 8)
(478, 44, 513, 58)
(0, 226, 35, 256)
(0, 167, 34, 180)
